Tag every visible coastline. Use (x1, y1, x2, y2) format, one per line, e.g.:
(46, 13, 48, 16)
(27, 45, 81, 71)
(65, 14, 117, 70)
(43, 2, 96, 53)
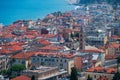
(0, 0, 76, 26)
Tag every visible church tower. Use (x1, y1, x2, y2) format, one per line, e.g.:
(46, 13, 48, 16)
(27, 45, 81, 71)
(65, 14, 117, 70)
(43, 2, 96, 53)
(79, 26, 85, 51)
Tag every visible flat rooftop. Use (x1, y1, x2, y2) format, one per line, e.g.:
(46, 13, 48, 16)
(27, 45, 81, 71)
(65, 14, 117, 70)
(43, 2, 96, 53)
(23, 66, 58, 73)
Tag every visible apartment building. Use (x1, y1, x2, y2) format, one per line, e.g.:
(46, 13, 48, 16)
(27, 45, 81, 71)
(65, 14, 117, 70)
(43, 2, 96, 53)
(31, 52, 74, 74)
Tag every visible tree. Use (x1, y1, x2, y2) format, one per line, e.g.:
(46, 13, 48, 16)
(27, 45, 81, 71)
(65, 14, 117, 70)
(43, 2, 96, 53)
(70, 67, 78, 80)
(41, 62, 45, 66)
(31, 75, 35, 80)
(75, 32, 79, 37)
(70, 33, 74, 39)
(112, 56, 120, 80)
(10, 64, 26, 72)
(87, 75, 92, 80)
(116, 56, 120, 72)
(112, 72, 120, 80)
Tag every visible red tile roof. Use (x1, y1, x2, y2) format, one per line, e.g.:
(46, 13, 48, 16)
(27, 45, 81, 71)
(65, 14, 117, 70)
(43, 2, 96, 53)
(40, 44, 64, 51)
(8, 42, 24, 46)
(105, 54, 117, 60)
(34, 52, 74, 59)
(25, 35, 35, 39)
(110, 35, 120, 39)
(106, 68, 116, 74)
(86, 67, 116, 74)
(11, 52, 35, 59)
(11, 75, 31, 80)
(63, 13, 71, 17)
(39, 34, 56, 38)
(72, 23, 81, 27)
(26, 30, 38, 35)
(81, 49, 104, 53)
(108, 43, 120, 48)
(1, 45, 23, 55)
(38, 39, 51, 45)
(86, 67, 105, 72)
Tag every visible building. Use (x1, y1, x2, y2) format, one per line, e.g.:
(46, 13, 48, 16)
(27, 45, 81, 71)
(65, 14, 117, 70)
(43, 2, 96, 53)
(22, 66, 67, 80)
(111, 25, 120, 36)
(79, 26, 85, 51)
(105, 43, 120, 55)
(0, 54, 8, 70)
(82, 67, 116, 80)
(10, 52, 35, 68)
(74, 52, 93, 70)
(0, 75, 9, 80)
(39, 44, 65, 53)
(75, 46, 105, 70)
(31, 52, 74, 74)
(86, 30, 106, 47)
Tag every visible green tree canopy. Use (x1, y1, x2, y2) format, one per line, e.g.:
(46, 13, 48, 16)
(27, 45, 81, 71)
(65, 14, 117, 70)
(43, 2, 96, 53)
(70, 67, 78, 80)
(10, 64, 26, 72)
(87, 75, 92, 80)
(31, 75, 35, 80)
(116, 56, 120, 72)
(112, 72, 120, 80)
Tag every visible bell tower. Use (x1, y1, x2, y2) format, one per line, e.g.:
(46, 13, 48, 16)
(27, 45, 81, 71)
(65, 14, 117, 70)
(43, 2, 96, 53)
(79, 26, 85, 51)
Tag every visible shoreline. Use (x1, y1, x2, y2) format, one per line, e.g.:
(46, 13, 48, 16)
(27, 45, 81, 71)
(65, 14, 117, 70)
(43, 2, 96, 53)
(0, 0, 76, 26)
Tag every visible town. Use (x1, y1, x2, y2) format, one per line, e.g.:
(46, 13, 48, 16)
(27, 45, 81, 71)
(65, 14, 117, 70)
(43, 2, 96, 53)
(0, 2, 120, 80)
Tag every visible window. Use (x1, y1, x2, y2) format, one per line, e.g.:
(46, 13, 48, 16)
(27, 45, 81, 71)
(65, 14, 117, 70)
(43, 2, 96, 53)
(37, 58, 39, 60)
(60, 64, 63, 66)
(65, 60, 67, 63)
(94, 75, 96, 78)
(19, 60, 21, 63)
(32, 58, 35, 60)
(52, 59, 54, 62)
(49, 59, 51, 61)
(45, 59, 48, 61)
(22, 61, 25, 64)
(80, 39, 82, 41)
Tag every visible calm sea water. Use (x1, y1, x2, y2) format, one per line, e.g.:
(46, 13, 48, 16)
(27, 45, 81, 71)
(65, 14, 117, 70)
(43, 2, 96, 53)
(0, 0, 75, 25)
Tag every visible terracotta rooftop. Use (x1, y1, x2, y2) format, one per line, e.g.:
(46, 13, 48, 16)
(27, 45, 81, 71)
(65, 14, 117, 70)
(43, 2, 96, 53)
(108, 43, 120, 48)
(38, 39, 51, 45)
(11, 75, 31, 80)
(34, 52, 74, 59)
(110, 35, 120, 39)
(39, 34, 56, 38)
(81, 49, 104, 53)
(1, 45, 23, 54)
(25, 35, 35, 39)
(40, 44, 64, 51)
(86, 67, 105, 72)
(8, 42, 24, 46)
(11, 52, 36, 59)
(86, 67, 116, 74)
(63, 13, 71, 17)
(105, 54, 117, 60)
(25, 30, 38, 35)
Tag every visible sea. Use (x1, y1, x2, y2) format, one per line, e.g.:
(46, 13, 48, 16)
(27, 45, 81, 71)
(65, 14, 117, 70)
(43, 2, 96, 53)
(0, 0, 75, 25)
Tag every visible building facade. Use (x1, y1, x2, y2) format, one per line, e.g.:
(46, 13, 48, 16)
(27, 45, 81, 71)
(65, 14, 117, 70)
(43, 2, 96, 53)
(31, 52, 74, 74)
